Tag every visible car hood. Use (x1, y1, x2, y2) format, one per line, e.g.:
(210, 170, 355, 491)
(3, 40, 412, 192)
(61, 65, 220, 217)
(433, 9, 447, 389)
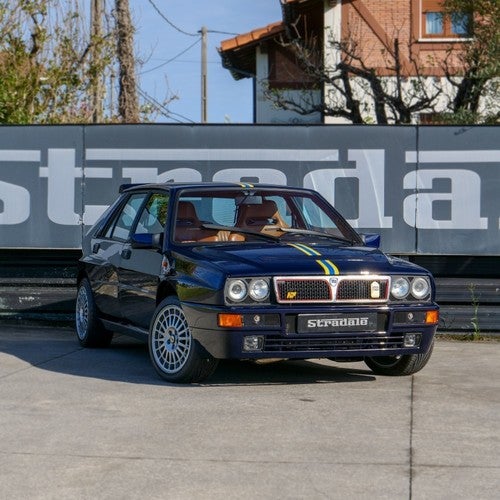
(178, 242, 427, 277)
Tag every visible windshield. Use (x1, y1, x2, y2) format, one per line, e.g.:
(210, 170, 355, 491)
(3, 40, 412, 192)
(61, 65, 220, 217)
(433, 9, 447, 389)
(173, 188, 360, 245)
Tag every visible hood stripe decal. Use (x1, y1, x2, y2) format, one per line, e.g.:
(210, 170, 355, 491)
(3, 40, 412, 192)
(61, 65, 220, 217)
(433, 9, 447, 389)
(316, 259, 340, 276)
(288, 243, 340, 275)
(288, 243, 321, 257)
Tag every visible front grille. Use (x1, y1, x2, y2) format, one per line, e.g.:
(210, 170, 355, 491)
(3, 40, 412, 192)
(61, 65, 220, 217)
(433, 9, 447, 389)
(274, 276, 390, 304)
(276, 278, 331, 302)
(337, 280, 389, 301)
(264, 334, 404, 352)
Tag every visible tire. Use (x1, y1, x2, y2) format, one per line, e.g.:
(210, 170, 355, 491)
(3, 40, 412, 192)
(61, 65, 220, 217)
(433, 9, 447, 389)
(75, 278, 113, 348)
(364, 341, 434, 376)
(148, 297, 219, 383)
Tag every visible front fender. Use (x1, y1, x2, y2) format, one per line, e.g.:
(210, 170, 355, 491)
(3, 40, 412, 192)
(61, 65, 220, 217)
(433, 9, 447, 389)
(172, 256, 225, 305)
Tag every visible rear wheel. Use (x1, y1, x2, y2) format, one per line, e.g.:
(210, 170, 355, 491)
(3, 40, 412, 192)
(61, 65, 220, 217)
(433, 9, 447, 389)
(364, 341, 434, 376)
(75, 278, 113, 347)
(148, 297, 218, 383)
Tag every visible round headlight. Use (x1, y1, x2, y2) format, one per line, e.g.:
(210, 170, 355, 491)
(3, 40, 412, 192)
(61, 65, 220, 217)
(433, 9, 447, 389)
(411, 277, 430, 299)
(227, 279, 247, 302)
(249, 279, 269, 301)
(391, 277, 410, 299)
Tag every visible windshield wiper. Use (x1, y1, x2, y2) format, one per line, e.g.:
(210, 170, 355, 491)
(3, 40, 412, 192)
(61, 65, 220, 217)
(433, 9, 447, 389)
(277, 227, 354, 244)
(201, 224, 279, 242)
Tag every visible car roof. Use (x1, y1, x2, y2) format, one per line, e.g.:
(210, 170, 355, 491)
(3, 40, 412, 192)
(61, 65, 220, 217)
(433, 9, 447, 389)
(120, 182, 314, 195)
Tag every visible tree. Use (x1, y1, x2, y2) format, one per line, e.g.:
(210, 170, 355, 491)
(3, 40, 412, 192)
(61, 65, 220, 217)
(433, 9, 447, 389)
(265, 29, 446, 125)
(0, 0, 116, 124)
(115, 0, 139, 122)
(263, 2, 498, 124)
(266, 29, 448, 124)
(440, 0, 499, 123)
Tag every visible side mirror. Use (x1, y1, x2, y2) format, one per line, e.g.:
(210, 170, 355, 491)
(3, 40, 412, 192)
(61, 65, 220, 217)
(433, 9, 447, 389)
(131, 233, 164, 250)
(360, 233, 381, 248)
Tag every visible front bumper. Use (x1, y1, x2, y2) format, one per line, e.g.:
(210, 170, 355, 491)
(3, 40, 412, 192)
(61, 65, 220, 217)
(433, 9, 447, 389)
(182, 302, 439, 360)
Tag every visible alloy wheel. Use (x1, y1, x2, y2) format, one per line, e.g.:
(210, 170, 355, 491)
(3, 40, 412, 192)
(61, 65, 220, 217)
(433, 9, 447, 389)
(76, 286, 89, 340)
(150, 304, 192, 374)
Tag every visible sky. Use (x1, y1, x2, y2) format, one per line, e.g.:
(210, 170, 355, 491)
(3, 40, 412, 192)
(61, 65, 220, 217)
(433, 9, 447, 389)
(129, 0, 282, 123)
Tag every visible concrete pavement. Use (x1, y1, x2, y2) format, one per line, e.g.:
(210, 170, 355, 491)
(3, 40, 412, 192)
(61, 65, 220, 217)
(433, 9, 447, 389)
(0, 325, 498, 499)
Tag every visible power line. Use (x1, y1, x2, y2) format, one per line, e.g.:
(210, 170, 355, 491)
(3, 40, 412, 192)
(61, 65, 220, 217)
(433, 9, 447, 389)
(207, 30, 239, 36)
(147, 0, 238, 37)
(145, 2, 240, 123)
(137, 87, 195, 123)
(137, 87, 183, 123)
(147, 0, 198, 37)
(139, 37, 201, 75)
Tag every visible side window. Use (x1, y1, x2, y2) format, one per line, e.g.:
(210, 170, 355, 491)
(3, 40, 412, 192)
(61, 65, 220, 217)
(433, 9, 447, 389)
(135, 193, 169, 235)
(106, 193, 147, 241)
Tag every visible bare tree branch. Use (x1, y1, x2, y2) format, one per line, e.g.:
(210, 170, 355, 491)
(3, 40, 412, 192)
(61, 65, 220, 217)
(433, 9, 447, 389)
(264, 6, 497, 124)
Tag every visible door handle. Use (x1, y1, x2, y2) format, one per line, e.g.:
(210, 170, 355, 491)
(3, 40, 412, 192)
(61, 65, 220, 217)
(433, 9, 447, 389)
(121, 248, 131, 259)
(92, 242, 100, 253)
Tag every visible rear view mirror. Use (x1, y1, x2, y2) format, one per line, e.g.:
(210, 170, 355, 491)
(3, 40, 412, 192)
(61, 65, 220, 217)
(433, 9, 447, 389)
(360, 233, 381, 248)
(235, 194, 263, 206)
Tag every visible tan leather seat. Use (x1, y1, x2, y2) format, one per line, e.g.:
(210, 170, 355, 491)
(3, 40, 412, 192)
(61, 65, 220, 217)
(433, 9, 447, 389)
(236, 200, 288, 235)
(175, 201, 213, 242)
(176, 201, 199, 225)
(175, 201, 245, 242)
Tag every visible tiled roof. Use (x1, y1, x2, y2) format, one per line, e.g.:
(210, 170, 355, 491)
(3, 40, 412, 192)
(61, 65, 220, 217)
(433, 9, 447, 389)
(219, 0, 319, 54)
(219, 21, 285, 80)
(219, 21, 284, 53)
(218, 0, 318, 80)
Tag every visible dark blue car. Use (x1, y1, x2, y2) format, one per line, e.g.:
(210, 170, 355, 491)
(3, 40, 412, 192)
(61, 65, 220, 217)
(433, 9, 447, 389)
(76, 183, 439, 383)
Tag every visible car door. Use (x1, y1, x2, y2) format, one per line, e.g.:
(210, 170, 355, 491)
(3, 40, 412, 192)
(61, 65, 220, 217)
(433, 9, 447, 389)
(118, 192, 169, 329)
(89, 192, 149, 320)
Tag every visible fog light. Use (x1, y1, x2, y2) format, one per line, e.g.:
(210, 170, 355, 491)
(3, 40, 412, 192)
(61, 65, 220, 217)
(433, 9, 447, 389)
(243, 335, 264, 351)
(404, 333, 419, 347)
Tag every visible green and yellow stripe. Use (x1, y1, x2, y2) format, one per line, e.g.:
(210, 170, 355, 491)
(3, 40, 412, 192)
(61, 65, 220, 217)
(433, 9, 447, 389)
(287, 243, 340, 276)
(288, 243, 321, 257)
(315, 259, 340, 276)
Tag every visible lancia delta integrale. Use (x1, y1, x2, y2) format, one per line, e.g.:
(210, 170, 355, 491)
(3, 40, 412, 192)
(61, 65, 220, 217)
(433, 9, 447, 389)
(76, 183, 439, 383)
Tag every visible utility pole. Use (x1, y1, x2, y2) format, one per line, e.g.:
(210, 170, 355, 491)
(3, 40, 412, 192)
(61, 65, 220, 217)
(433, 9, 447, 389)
(91, 0, 104, 122)
(116, 0, 139, 122)
(200, 26, 208, 123)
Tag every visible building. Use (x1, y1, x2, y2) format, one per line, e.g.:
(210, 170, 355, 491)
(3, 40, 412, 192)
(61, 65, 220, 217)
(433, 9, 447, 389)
(219, 0, 482, 124)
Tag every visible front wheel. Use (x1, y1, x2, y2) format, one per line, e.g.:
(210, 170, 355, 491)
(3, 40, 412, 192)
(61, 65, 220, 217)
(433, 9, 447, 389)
(148, 297, 218, 383)
(364, 341, 434, 376)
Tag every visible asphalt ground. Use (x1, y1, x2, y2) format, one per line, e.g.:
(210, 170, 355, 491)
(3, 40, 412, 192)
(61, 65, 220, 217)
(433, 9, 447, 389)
(0, 325, 498, 500)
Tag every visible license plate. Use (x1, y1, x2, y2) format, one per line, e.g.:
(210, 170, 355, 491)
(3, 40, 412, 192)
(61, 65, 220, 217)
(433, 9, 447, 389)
(297, 313, 378, 333)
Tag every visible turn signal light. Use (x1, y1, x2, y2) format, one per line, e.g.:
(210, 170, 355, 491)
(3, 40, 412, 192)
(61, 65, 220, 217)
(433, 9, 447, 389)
(425, 310, 439, 324)
(218, 314, 243, 328)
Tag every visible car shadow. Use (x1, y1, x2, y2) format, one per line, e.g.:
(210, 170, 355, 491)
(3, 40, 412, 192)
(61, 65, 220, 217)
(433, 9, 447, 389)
(0, 324, 376, 386)
(203, 359, 375, 387)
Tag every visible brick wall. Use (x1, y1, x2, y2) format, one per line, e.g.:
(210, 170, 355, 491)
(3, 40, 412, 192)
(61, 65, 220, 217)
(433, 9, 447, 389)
(341, 0, 465, 76)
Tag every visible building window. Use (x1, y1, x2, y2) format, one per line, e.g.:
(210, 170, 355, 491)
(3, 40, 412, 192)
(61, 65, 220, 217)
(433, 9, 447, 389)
(425, 12, 444, 35)
(421, 0, 472, 39)
(450, 12, 471, 35)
